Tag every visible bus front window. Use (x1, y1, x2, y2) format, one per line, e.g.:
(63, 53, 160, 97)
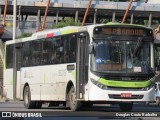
(91, 39, 154, 75)
(92, 40, 126, 73)
(126, 41, 153, 74)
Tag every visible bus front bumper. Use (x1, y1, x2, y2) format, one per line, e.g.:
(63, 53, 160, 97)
(88, 85, 155, 102)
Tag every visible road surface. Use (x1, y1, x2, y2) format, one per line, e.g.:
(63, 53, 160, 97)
(0, 100, 160, 120)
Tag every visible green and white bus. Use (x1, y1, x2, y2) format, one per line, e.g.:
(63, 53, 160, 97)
(3, 23, 157, 111)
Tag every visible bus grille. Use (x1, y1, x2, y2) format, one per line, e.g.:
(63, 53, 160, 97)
(107, 87, 145, 91)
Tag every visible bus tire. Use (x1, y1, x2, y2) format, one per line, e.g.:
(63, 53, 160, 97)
(68, 86, 82, 111)
(119, 102, 133, 111)
(24, 86, 36, 109)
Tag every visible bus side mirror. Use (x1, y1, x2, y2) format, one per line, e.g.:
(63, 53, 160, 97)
(89, 44, 94, 54)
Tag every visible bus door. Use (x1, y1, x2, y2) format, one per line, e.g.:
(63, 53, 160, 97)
(13, 43, 22, 99)
(76, 32, 89, 99)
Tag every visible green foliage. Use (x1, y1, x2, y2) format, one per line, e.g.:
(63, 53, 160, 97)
(16, 32, 32, 39)
(100, 19, 111, 24)
(52, 17, 81, 28)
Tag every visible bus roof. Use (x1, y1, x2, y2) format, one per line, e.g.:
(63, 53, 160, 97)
(6, 26, 87, 45)
(6, 23, 153, 45)
(32, 26, 87, 37)
(104, 22, 153, 30)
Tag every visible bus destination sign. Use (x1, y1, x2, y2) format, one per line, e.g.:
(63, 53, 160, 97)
(101, 28, 144, 36)
(94, 26, 153, 37)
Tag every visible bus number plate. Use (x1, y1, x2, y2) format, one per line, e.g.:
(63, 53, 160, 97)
(121, 93, 132, 98)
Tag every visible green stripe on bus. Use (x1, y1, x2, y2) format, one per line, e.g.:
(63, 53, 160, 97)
(61, 29, 77, 35)
(72, 71, 76, 81)
(98, 78, 151, 88)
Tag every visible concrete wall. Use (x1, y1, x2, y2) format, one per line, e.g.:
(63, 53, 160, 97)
(147, 0, 160, 4)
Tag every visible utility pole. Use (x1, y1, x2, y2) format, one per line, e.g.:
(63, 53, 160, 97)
(13, 0, 17, 100)
(121, 0, 149, 24)
(81, 0, 92, 26)
(13, 0, 17, 41)
(40, 0, 51, 31)
(2, 0, 8, 27)
(122, 0, 133, 24)
(0, 0, 8, 38)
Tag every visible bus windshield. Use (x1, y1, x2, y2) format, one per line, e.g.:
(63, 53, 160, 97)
(91, 38, 154, 74)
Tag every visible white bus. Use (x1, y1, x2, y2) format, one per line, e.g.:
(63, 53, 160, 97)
(3, 23, 157, 111)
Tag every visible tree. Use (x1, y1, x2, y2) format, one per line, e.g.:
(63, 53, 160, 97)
(16, 32, 32, 39)
(52, 17, 81, 28)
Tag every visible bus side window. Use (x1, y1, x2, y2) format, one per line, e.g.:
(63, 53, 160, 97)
(22, 42, 31, 67)
(64, 51, 69, 63)
(6, 45, 14, 68)
(42, 38, 51, 65)
(31, 40, 42, 66)
(63, 35, 70, 63)
(50, 37, 56, 64)
(69, 34, 77, 62)
(55, 36, 64, 64)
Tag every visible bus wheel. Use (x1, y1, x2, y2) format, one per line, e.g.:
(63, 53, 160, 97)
(24, 86, 36, 109)
(68, 86, 82, 111)
(119, 102, 133, 111)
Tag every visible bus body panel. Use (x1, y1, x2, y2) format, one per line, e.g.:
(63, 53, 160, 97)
(28, 84, 41, 100)
(16, 71, 21, 99)
(20, 64, 76, 101)
(3, 69, 13, 99)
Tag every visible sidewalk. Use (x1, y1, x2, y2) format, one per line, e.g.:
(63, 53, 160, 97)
(0, 96, 23, 103)
(0, 95, 8, 103)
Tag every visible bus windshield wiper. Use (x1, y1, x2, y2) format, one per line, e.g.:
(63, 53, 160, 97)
(132, 37, 142, 57)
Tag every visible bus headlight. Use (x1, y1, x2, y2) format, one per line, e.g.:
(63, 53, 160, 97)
(90, 78, 108, 90)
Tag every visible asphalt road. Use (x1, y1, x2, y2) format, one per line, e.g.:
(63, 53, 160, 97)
(0, 100, 160, 120)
